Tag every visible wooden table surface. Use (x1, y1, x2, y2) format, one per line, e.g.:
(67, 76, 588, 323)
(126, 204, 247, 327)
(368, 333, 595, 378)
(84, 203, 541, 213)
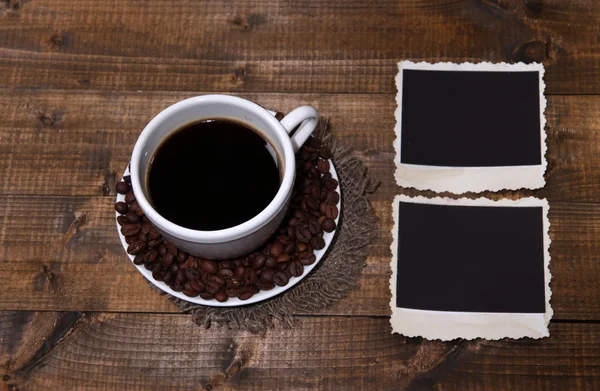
(1, 1, 600, 390)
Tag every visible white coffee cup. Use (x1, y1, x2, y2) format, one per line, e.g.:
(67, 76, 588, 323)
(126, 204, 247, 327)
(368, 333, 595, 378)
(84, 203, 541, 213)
(130, 95, 318, 259)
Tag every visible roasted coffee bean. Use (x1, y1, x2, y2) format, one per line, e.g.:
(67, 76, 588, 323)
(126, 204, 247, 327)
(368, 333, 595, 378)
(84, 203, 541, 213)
(152, 268, 166, 281)
(276, 254, 291, 263)
(237, 288, 253, 300)
(325, 178, 338, 191)
(125, 235, 137, 244)
(129, 201, 144, 216)
(115, 202, 128, 214)
(183, 287, 198, 297)
(244, 269, 258, 285)
(225, 288, 239, 297)
(269, 242, 284, 257)
(115, 179, 128, 194)
(148, 237, 163, 248)
(200, 292, 214, 300)
(234, 265, 245, 278)
(289, 261, 303, 277)
(133, 253, 145, 265)
(300, 198, 309, 211)
(145, 249, 158, 263)
(147, 261, 161, 272)
(149, 229, 161, 240)
(190, 279, 206, 292)
(265, 256, 277, 268)
(168, 263, 179, 274)
(296, 243, 308, 252)
(317, 159, 330, 174)
(325, 204, 338, 220)
(250, 253, 266, 270)
(319, 146, 332, 159)
(306, 196, 319, 211)
(321, 218, 336, 232)
(123, 175, 131, 183)
(310, 236, 325, 250)
(287, 226, 297, 241)
(308, 166, 320, 179)
(260, 268, 275, 282)
(277, 235, 292, 245)
(138, 232, 149, 243)
(158, 244, 167, 256)
(121, 224, 140, 237)
(215, 292, 229, 302)
(185, 257, 199, 269)
(141, 222, 152, 234)
(206, 281, 220, 294)
(283, 242, 295, 255)
(117, 215, 127, 226)
(185, 268, 200, 281)
(125, 191, 136, 204)
(177, 251, 188, 263)
(273, 272, 289, 286)
(326, 191, 340, 205)
(164, 242, 178, 256)
(161, 252, 175, 268)
(163, 271, 175, 283)
(170, 282, 184, 292)
(303, 161, 314, 173)
(209, 274, 225, 286)
(294, 210, 308, 220)
(299, 253, 317, 265)
(309, 220, 322, 235)
(219, 260, 236, 269)
(218, 268, 234, 278)
(228, 277, 243, 288)
(127, 240, 146, 255)
(199, 259, 216, 274)
(176, 268, 187, 283)
(256, 281, 275, 291)
(284, 266, 293, 279)
(309, 209, 321, 218)
(276, 262, 289, 272)
(124, 211, 139, 224)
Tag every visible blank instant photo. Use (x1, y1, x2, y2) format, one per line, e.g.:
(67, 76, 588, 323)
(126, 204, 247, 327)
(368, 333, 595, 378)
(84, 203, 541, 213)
(389, 195, 552, 340)
(394, 61, 547, 193)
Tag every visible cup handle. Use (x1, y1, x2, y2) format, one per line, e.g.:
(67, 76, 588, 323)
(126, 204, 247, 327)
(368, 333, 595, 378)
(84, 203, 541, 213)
(279, 106, 319, 152)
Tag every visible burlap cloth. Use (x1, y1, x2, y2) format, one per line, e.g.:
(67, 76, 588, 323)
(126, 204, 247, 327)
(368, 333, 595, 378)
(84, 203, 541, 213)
(151, 119, 378, 333)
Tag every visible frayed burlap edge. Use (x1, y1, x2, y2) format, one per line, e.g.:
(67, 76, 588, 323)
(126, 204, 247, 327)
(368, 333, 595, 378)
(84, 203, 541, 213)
(150, 118, 378, 333)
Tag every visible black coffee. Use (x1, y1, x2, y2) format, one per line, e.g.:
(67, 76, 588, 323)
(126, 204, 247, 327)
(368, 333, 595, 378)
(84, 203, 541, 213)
(147, 119, 280, 230)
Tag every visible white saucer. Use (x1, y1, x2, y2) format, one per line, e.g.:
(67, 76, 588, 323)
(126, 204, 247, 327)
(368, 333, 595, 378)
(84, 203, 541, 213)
(116, 160, 341, 307)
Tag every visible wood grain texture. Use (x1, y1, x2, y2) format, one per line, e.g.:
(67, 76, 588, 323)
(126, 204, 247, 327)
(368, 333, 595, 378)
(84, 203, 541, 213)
(1, 0, 600, 94)
(1, 90, 600, 202)
(0, 312, 598, 391)
(0, 196, 598, 320)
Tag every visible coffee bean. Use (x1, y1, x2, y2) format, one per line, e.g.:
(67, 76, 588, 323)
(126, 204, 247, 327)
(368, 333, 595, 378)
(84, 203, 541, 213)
(200, 259, 217, 274)
(215, 292, 229, 302)
(284, 242, 295, 255)
(321, 218, 336, 232)
(309, 220, 322, 235)
(122, 212, 138, 224)
(146, 250, 159, 263)
(244, 268, 258, 285)
(319, 146, 332, 159)
(294, 210, 308, 220)
(116, 181, 129, 194)
(117, 215, 127, 226)
(218, 268, 234, 278)
(141, 222, 152, 234)
(276, 254, 291, 263)
(308, 166, 320, 179)
(317, 159, 330, 174)
(225, 288, 239, 297)
(289, 261, 303, 277)
(168, 263, 179, 274)
(170, 282, 184, 292)
(306, 196, 319, 211)
(125, 191, 136, 204)
(138, 232, 148, 243)
(299, 253, 316, 265)
(133, 253, 145, 265)
(148, 237, 163, 248)
(269, 242, 284, 257)
(185, 257, 199, 269)
(129, 201, 144, 216)
(310, 236, 325, 250)
(147, 261, 161, 272)
(276, 262, 289, 272)
(161, 252, 175, 268)
(176, 269, 187, 283)
(183, 287, 198, 297)
(185, 268, 200, 281)
(115, 202, 128, 214)
(127, 240, 146, 255)
(206, 281, 220, 294)
(234, 265, 245, 278)
(287, 226, 297, 241)
(295, 243, 307, 252)
(209, 274, 225, 286)
(164, 242, 178, 256)
(300, 198, 308, 211)
(123, 175, 132, 183)
(237, 288, 253, 300)
(200, 292, 214, 300)
(325, 191, 339, 205)
(260, 268, 275, 282)
(252, 281, 272, 292)
(250, 253, 266, 270)
(177, 251, 188, 263)
(163, 271, 175, 283)
(158, 244, 167, 256)
(325, 178, 338, 191)
(273, 272, 289, 286)
(228, 277, 243, 288)
(219, 260, 236, 269)
(149, 229, 161, 240)
(152, 268, 166, 281)
(325, 204, 338, 220)
(190, 279, 206, 292)
(121, 224, 140, 236)
(262, 255, 275, 268)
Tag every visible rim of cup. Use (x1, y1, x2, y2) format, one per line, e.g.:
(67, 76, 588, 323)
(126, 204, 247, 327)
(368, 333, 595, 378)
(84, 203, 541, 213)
(130, 95, 297, 244)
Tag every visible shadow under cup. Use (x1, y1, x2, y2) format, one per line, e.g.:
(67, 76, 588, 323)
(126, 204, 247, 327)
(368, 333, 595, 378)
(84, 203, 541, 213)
(130, 96, 296, 259)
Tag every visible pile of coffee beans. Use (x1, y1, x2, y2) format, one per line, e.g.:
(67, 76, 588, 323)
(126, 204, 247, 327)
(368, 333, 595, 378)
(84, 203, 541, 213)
(115, 136, 339, 302)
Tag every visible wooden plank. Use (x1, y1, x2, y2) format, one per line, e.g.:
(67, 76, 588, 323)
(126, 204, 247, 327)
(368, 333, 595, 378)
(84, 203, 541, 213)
(1, 0, 600, 94)
(0, 312, 598, 390)
(1, 90, 600, 202)
(0, 196, 598, 320)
